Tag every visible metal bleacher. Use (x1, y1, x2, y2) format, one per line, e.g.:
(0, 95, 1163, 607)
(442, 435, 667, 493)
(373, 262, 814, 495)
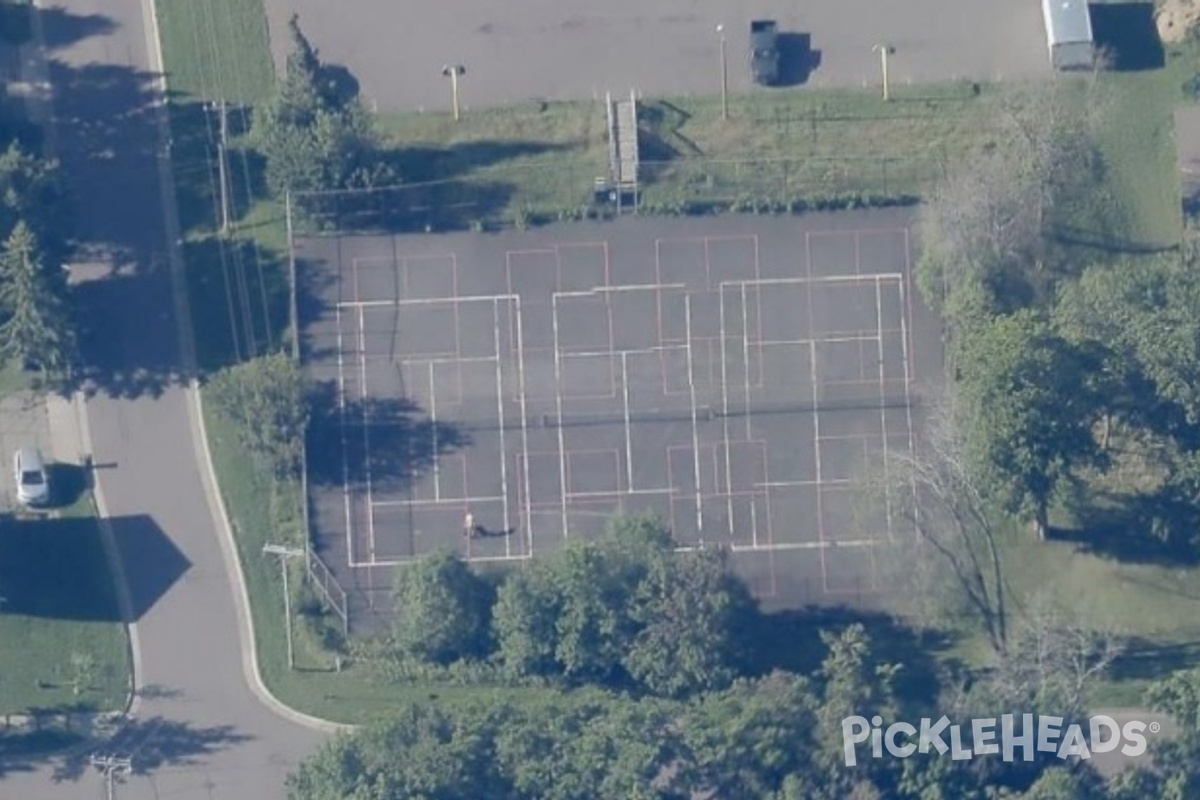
(603, 90, 639, 213)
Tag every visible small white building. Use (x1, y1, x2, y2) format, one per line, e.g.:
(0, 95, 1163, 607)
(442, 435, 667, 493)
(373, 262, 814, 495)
(1042, 0, 1095, 70)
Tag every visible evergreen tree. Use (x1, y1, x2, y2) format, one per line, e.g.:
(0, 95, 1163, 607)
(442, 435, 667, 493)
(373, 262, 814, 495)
(0, 221, 74, 378)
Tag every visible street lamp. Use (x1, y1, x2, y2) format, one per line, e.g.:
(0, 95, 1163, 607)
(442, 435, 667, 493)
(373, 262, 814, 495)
(717, 24, 729, 120)
(441, 64, 466, 121)
(263, 544, 304, 670)
(873, 44, 894, 101)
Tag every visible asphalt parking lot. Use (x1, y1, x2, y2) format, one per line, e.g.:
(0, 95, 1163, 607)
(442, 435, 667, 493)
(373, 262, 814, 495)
(298, 209, 943, 623)
(266, 0, 1050, 111)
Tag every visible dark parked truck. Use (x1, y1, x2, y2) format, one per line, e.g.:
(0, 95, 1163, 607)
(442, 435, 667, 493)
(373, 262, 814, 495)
(749, 19, 780, 85)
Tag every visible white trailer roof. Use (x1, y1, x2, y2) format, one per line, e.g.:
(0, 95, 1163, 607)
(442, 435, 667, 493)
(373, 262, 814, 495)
(1043, 0, 1094, 46)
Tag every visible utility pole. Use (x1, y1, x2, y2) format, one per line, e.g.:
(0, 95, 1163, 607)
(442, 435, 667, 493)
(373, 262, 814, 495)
(873, 44, 894, 101)
(717, 24, 729, 120)
(263, 544, 304, 670)
(441, 64, 466, 121)
(90, 754, 132, 800)
(213, 100, 231, 234)
(285, 191, 299, 360)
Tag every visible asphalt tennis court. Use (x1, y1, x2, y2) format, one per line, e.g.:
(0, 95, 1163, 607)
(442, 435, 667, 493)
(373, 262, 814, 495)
(297, 209, 942, 615)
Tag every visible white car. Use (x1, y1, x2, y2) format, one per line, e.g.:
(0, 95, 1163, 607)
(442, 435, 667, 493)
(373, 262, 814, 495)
(14, 446, 49, 507)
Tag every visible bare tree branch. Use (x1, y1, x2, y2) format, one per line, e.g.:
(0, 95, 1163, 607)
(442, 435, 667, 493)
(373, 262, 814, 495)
(988, 594, 1124, 718)
(872, 394, 1010, 653)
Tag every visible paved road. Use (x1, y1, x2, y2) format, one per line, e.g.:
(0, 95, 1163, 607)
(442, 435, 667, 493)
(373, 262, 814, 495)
(267, 0, 1050, 112)
(0, 0, 327, 795)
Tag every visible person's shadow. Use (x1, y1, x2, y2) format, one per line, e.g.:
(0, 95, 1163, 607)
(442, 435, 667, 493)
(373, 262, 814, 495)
(465, 526, 516, 539)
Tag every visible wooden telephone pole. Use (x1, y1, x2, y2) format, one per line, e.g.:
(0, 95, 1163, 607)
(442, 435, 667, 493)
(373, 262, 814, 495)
(91, 754, 133, 800)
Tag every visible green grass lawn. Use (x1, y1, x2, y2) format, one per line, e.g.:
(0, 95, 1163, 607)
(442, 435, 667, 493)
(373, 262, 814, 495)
(0, 503, 130, 715)
(155, 0, 273, 104)
(365, 83, 1000, 226)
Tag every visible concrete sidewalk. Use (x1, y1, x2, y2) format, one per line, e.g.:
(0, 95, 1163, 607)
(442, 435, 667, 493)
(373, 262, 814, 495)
(45, 393, 86, 468)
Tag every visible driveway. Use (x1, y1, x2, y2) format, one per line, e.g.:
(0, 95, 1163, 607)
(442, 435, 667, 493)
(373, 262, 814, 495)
(0, 0, 326, 795)
(0, 392, 50, 508)
(266, 0, 1050, 112)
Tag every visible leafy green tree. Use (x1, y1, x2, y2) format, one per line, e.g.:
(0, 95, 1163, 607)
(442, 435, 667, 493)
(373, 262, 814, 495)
(492, 559, 562, 677)
(677, 671, 824, 799)
(624, 545, 754, 697)
(1055, 256, 1200, 427)
(1021, 767, 1112, 800)
(550, 538, 639, 682)
(492, 513, 676, 686)
(958, 310, 1107, 537)
(494, 699, 679, 800)
(287, 702, 513, 800)
(207, 351, 308, 477)
(1111, 669, 1200, 800)
(253, 14, 377, 198)
(0, 221, 74, 378)
(391, 551, 490, 664)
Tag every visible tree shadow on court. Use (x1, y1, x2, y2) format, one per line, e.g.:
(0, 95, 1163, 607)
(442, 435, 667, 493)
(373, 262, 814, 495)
(294, 256, 339, 360)
(743, 606, 951, 709)
(306, 381, 472, 490)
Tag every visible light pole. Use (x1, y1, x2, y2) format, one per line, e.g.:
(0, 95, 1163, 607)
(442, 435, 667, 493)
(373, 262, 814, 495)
(442, 64, 466, 121)
(873, 44, 894, 101)
(717, 24, 729, 120)
(264, 544, 304, 670)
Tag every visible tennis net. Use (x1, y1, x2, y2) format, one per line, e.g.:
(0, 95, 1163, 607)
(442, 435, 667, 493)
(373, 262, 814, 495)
(435, 393, 917, 432)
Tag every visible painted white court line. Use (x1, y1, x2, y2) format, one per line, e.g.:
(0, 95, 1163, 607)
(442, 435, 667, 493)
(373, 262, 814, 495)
(492, 298, 512, 555)
(335, 293, 518, 309)
(621, 352, 634, 492)
(551, 293, 569, 538)
(427, 362, 440, 500)
(335, 303, 355, 567)
(875, 279, 894, 540)
(515, 297, 534, 558)
(719, 287, 736, 539)
(370, 495, 506, 508)
(684, 295, 704, 535)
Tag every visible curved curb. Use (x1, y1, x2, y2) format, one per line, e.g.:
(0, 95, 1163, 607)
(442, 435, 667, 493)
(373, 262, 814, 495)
(187, 383, 355, 735)
(136, 0, 353, 737)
